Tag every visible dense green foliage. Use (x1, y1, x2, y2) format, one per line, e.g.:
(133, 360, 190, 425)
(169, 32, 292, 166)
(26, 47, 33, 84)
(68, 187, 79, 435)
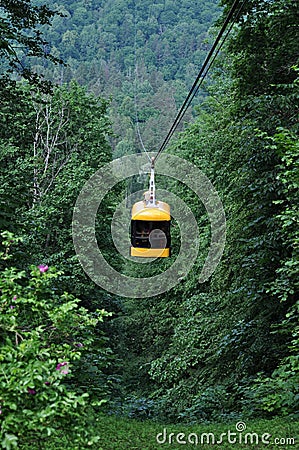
(109, 0, 299, 422)
(37, 0, 220, 154)
(0, 0, 298, 448)
(0, 232, 111, 448)
(252, 127, 299, 416)
(0, 0, 62, 89)
(0, 79, 114, 298)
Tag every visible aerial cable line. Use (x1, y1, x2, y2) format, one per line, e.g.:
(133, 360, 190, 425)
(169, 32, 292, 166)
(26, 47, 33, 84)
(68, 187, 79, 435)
(134, 66, 151, 162)
(133, 2, 151, 162)
(134, 60, 151, 161)
(177, 0, 247, 123)
(154, 0, 247, 163)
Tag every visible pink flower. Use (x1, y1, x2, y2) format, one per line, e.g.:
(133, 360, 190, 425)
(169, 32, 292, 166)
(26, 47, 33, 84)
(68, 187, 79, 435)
(38, 264, 49, 273)
(13, 295, 17, 300)
(27, 387, 36, 395)
(56, 362, 68, 370)
(10, 305, 15, 309)
(56, 361, 69, 374)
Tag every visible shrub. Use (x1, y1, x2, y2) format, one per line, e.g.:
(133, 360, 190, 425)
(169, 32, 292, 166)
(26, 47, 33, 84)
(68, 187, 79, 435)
(0, 232, 110, 449)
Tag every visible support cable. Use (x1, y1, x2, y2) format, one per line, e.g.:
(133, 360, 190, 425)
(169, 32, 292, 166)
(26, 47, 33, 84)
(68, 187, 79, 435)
(154, 0, 247, 163)
(177, 0, 247, 124)
(134, 3, 151, 162)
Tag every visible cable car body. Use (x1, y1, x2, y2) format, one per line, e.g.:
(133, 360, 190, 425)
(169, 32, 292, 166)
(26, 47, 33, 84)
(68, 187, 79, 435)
(131, 200, 171, 257)
(130, 158, 171, 258)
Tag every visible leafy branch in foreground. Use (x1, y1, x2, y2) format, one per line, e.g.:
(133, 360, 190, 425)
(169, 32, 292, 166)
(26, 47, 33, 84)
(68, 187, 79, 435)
(0, 232, 111, 449)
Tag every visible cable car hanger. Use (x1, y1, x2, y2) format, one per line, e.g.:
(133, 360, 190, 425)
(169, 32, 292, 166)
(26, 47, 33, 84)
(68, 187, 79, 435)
(130, 0, 247, 258)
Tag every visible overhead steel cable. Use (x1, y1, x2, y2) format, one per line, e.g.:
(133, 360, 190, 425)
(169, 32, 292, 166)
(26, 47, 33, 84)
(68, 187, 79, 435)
(154, 0, 247, 163)
(177, 0, 247, 121)
(133, 2, 151, 162)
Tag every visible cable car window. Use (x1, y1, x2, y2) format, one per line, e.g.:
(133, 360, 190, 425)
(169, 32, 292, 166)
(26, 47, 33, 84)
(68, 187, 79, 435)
(135, 220, 150, 237)
(131, 220, 170, 249)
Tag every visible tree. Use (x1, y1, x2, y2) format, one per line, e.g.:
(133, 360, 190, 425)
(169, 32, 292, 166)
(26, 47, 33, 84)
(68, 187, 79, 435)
(0, 0, 62, 89)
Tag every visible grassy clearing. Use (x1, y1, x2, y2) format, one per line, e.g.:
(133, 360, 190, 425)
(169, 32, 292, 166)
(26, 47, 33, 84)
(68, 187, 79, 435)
(19, 414, 298, 449)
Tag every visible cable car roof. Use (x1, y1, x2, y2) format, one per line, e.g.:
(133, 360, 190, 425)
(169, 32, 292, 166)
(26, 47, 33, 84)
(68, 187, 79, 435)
(132, 200, 171, 221)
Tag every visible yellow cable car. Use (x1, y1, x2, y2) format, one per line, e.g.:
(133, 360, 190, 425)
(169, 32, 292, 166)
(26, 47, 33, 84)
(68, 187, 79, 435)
(130, 158, 171, 258)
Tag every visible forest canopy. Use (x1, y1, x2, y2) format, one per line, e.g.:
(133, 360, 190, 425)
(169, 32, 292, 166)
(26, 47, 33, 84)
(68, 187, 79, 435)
(0, 0, 298, 448)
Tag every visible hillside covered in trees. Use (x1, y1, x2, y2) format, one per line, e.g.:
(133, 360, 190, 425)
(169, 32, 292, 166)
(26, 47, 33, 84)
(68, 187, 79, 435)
(37, 0, 220, 155)
(0, 0, 298, 448)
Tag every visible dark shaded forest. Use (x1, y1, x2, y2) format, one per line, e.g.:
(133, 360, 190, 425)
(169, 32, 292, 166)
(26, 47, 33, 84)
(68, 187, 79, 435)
(0, 0, 298, 448)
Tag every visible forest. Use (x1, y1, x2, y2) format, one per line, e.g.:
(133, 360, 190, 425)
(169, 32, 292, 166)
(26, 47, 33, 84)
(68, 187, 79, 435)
(0, 0, 298, 449)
